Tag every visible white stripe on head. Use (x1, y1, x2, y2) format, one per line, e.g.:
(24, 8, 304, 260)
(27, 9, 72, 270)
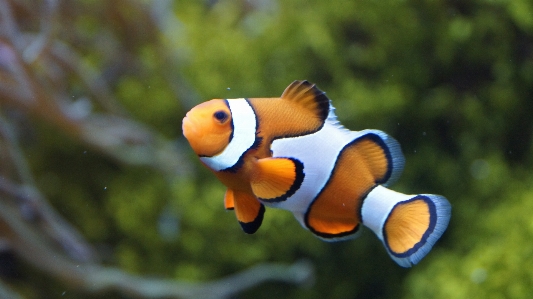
(200, 98, 257, 171)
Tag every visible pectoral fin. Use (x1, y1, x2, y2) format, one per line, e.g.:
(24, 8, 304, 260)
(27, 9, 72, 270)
(251, 157, 304, 202)
(230, 189, 265, 234)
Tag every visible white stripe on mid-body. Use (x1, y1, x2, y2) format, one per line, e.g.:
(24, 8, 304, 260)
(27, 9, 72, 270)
(200, 98, 257, 171)
(360, 185, 412, 241)
(269, 119, 364, 222)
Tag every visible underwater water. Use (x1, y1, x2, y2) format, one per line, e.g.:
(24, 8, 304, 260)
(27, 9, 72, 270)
(0, 0, 532, 298)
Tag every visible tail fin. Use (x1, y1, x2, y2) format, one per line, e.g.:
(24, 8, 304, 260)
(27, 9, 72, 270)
(361, 186, 451, 267)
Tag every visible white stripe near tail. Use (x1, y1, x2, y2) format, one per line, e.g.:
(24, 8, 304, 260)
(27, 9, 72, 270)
(361, 185, 451, 267)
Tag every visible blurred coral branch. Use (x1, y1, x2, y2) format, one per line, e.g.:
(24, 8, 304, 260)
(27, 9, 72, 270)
(0, 0, 190, 176)
(0, 165, 313, 298)
(0, 0, 314, 297)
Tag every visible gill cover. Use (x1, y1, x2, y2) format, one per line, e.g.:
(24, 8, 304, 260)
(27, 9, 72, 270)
(199, 99, 258, 171)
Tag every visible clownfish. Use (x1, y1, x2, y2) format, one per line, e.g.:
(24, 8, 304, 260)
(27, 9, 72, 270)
(182, 81, 451, 267)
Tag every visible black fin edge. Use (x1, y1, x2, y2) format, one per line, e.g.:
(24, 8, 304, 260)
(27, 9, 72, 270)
(283, 80, 330, 122)
(239, 204, 265, 234)
(258, 157, 305, 203)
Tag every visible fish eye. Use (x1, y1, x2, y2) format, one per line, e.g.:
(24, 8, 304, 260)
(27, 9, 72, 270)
(213, 110, 229, 123)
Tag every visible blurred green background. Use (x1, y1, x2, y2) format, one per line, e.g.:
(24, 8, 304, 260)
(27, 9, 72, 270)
(1, 0, 533, 298)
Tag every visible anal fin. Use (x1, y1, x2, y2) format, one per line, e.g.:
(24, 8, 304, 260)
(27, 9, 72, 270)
(251, 157, 304, 202)
(224, 189, 235, 210)
(231, 189, 265, 234)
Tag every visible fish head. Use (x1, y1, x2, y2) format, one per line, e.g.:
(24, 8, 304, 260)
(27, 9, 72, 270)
(182, 99, 233, 157)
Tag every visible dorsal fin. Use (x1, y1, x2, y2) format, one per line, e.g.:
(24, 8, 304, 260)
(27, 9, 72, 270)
(354, 130, 405, 186)
(281, 80, 330, 122)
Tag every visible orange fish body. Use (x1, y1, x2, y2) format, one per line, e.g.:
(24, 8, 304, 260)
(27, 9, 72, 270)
(182, 81, 451, 267)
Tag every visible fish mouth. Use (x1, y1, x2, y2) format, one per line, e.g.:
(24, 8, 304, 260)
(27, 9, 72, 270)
(182, 115, 197, 141)
(182, 116, 211, 156)
(182, 111, 229, 157)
